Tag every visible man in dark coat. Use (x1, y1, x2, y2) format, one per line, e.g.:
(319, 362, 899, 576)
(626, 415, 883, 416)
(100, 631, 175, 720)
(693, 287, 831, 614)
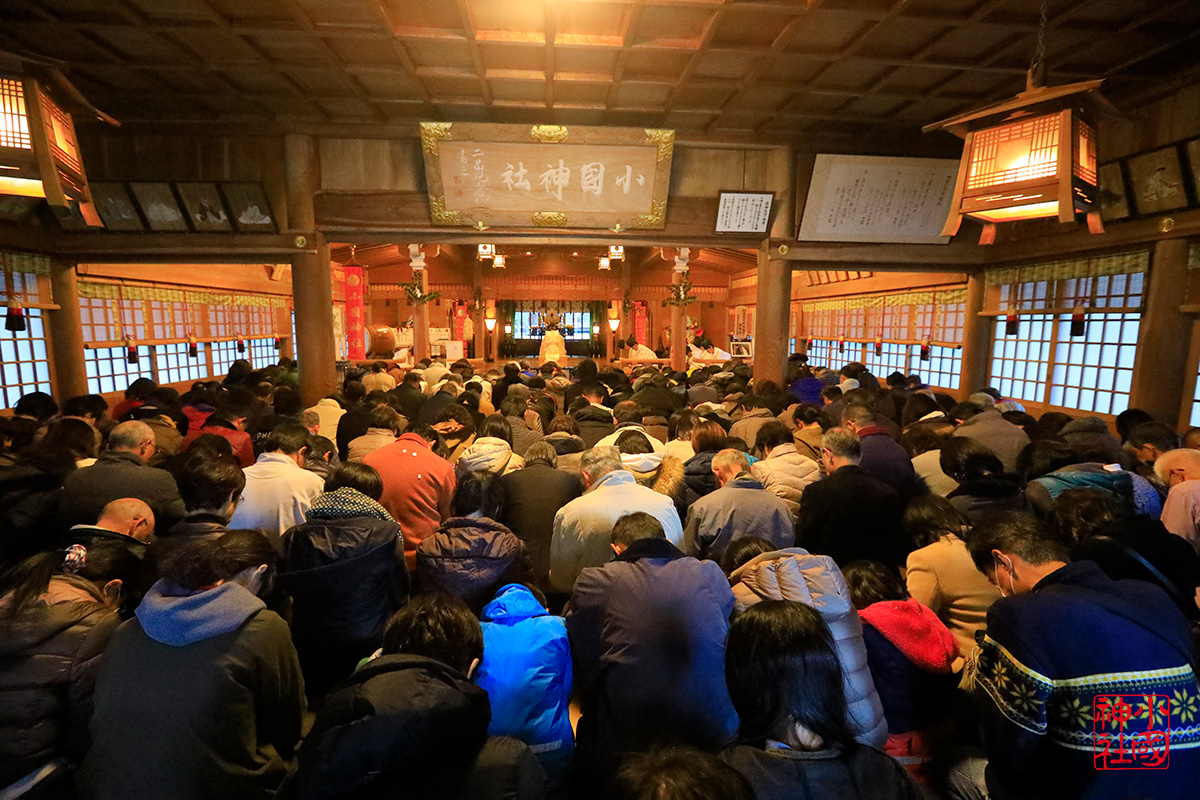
(566, 512, 738, 793)
(290, 594, 546, 800)
(571, 384, 616, 448)
(842, 404, 925, 500)
(683, 449, 793, 562)
(968, 512, 1200, 800)
(500, 442, 582, 600)
(388, 372, 427, 423)
(59, 421, 186, 532)
(629, 374, 682, 420)
(796, 427, 907, 567)
(563, 358, 607, 410)
(492, 362, 527, 409)
(334, 385, 381, 462)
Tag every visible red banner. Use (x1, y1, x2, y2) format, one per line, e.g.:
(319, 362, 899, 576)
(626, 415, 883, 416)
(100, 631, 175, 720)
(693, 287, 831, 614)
(344, 266, 365, 360)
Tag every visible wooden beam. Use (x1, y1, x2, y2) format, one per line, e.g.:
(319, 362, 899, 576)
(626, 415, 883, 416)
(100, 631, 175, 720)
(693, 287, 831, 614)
(768, 238, 987, 269)
(15, 232, 318, 263)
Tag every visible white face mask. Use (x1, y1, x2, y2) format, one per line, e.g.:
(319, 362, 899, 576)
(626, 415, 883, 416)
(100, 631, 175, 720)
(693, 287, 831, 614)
(994, 553, 1016, 598)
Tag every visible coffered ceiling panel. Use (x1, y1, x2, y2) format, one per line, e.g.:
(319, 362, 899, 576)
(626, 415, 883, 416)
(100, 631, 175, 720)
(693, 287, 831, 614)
(0, 0, 1196, 139)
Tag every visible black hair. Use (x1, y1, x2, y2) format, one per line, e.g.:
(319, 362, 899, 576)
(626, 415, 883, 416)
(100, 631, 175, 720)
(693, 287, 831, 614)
(0, 540, 140, 616)
(367, 404, 403, 432)
(1128, 421, 1180, 453)
(406, 422, 439, 446)
(62, 395, 98, 418)
(668, 409, 700, 442)
(186, 433, 235, 461)
(325, 462, 384, 500)
(307, 435, 336, 461)
(478, 414, 513, 445)
(720, 535, 776, 577)
(264, 422, 311, 455)
(381, 593, 483, 674)
(612, 747, 756, 800)
(14, 391, 58, 422)
(753, 420, 794, 455)
(579, 381, 606, 400)
(615, 429, 653, 455)
(612, 512, 665, 547)
(343, 381, 367, 403)
(967, 511, 1071, 572)
(903, 494, 970, 549)
(1054, 488, 1123, 544)
(575, 358, 598, 382)
(939, 436, 1004, 482)
(176, 455, 246, 511)
(842, 561, 909, 610)
(900, 422, 951, 458)
(451, 470, 505, 519)
(792, 403, 823, 426)
(1015, 439, 1080, 483)
(900, 393, 942, 428)
(272, 386, 303, 417)
(41, 417, 98, 460)
(1116, 408, 1155, 443)
(725, 600, 852, 748)
(215, 530, 277, 598)
(722, 436, 750, 454)
(949, 401, 983, 423)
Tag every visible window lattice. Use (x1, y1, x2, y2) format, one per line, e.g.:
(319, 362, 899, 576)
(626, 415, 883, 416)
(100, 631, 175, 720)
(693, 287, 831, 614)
(967, 114, 1060, 189)
(157, 341, 208, 386)
(0, 79, 31, 149)
(0, 308, 52, 409)
(209, 339, 239, 378)
(1047, 313, 1139, 416)
(864, 342, 911, 378)
(990, 314, 1054, 404)
(85, 346, 154, 396)
(249, 337, 277, 367)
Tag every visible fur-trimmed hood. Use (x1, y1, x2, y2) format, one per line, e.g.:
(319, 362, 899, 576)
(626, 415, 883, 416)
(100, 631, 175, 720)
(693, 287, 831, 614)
(623, 452, 685, 501)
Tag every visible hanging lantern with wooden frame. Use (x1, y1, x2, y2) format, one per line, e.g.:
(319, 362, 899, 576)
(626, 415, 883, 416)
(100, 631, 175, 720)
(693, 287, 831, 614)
(922, 3, 1110, 245)
(0, 72, 105, 226)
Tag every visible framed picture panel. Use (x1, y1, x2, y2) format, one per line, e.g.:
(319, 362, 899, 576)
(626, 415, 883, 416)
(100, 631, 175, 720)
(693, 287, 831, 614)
(1127, 146, 1188, 215)
(176, 182, 232, 232)
(90, 182, 144, 231)
(220, 183, 277, 232)
(129, 182, 187, 232)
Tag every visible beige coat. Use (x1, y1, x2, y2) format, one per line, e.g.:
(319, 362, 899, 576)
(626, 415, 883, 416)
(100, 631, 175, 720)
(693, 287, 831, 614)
(348, 427, 398, 463)
(750, 443, 821, 519)
(905, 534, 997, 671)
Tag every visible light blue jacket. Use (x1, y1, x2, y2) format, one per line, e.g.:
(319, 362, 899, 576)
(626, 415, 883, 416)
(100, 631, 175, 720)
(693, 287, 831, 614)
(477, 584, 574, 784)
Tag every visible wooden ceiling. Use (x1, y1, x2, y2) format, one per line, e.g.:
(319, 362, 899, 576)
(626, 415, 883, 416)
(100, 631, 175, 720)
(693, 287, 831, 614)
(2, 0, 1199, 139)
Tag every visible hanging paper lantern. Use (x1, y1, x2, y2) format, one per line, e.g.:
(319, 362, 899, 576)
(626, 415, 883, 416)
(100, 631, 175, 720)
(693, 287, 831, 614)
(1005, 314, 1019, 336)
(920, 336, 931, 362)
(1070, 305, 1086, 337)
(274, 337, 283, 350)
(236, 333, 246, 354)
(5, 299, 26, 333)
(838, 337, 845, 353)
(187, 335, 198, 359)
(125, 338, 139, 364)
(874, 336, 883, 357)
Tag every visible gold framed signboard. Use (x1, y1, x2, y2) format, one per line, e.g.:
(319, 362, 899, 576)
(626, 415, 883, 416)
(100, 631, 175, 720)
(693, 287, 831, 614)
(421, 122, 674, 229)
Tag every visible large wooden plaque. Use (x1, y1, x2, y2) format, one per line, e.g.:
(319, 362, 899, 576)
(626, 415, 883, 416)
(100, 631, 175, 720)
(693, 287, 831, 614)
(421, 122, 673, 229)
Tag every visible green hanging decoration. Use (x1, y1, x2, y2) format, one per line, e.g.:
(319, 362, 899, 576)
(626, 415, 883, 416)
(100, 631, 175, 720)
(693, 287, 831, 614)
(403, 276, 440, 305)
(665, 274, 695, 308)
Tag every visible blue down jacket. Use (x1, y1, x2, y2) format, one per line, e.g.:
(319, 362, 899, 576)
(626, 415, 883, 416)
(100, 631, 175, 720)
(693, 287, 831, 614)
(478, 584, 574, 785)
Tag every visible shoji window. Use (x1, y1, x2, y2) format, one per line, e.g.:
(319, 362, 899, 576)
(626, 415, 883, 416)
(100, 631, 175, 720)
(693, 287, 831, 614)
(0, 259, 54, 409)
(985, 251, 1146, 415)
(85, 346, 154, 396)
(249, 338, 276, 368)
(157, 341, 207, 385)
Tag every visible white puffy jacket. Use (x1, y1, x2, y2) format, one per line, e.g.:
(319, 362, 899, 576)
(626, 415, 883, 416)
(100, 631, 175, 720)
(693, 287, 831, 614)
(750, 442, 821, 519)
(730, 548, 888, 749)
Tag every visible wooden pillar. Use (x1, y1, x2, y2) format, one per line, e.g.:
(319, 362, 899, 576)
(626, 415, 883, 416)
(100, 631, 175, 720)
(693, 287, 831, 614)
(959, 272, 991, 398)
(412, 270, 430, 361)
(670, 271, 688, 372)
(605, 303, 616, 364)
(1129, 238, 1192, 427)
(619, 259, 631, 342)
(487, 300, 499, 362)
(285, 133, 337, 407)
(753, 247, 791, 387)
(47, 260, 88, 399)
(472, 261, 485, 361)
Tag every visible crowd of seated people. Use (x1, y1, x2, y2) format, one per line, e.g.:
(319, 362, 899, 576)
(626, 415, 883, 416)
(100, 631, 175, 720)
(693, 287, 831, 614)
(2, 351, 1200, 799)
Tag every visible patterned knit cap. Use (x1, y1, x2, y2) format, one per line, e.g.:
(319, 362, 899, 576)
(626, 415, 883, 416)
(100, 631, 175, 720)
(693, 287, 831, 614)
(306, 487, 394, 522)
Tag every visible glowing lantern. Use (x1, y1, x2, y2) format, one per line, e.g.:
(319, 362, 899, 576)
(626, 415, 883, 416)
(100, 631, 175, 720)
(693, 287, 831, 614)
(484, 307, 497, 332)
(925, 77, 1108, 244)
(0, 75, 102, 225)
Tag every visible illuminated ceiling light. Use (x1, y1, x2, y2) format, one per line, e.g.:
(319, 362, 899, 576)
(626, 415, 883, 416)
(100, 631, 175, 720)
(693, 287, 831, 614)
(492, 253, 506, 269)
(923, 6, 1106, 244)
(0, 73, 106, 225)
(598, 256, 611, 270)
(609, 245, 625, 261)
(477, 243, 495, 260)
